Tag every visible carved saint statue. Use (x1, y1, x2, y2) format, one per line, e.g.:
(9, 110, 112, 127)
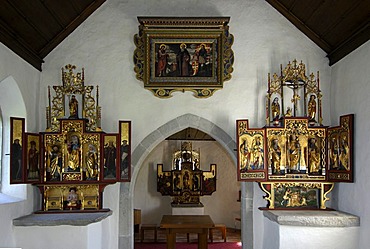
(308, 95, 317, 122)
(271, 97, 280, 123)
(69, 95, 79, 119)
(271, 138, 281, 174)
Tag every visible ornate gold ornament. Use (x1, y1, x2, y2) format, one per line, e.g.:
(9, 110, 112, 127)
(46, 64, 102, 132)
(236, 60, 354, 210)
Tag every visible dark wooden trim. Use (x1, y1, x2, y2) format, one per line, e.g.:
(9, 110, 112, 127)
(328, 22, 370, 65)
(0, 20, 43, 70)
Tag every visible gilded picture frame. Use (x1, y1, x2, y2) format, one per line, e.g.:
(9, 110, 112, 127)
(25, 133, 41, 182)
(134, 17, 234, 98)
(102, 134, 119, 181)
(119, 120, 131, 182)
(327, 114, 354, 182)
(10, 117, 25, 183)
(237, 119, 266, 181)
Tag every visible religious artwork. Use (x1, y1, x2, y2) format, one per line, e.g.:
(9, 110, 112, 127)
(103, 134, 119, 180)
(10, 64, 131, 212)
(10, 117, 25, 183)
(119, 121, 131, 181)
(25, 133, 40, 182)
(237, 120, 266, 181)
(157, 142, 216, 205)
(236, 60, 354, 210)
(134, 17, 234, 98)
(327, 114, 354, 182)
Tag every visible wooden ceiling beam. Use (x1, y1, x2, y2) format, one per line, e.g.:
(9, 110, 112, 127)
(0, 19, 43, 70)
(327, 20, 370, 65)
(266, 0, 332, 52)
(39, 0, 106, 58)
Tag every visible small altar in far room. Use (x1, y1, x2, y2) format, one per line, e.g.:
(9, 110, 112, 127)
(157, 142, 216, 213)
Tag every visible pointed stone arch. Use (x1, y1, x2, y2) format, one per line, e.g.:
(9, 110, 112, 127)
(119, 113, 254, 249)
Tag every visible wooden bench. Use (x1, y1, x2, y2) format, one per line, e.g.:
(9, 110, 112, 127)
(140, 224, 157, 242)
(209, 224, 227, 242)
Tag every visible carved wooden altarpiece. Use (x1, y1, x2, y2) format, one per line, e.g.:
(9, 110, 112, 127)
(236, 60, 354, 210)
(157, 142, 216, 206)
(10, 65, 131, 212)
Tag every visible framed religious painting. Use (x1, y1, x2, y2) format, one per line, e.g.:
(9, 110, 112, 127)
(119, 121, 131, 182)
(327, 114, 354, 182)
(236, 119, 267, 181)
(101, 134, 119, 182)
(25, 133, 41, 183)
(10, 117, 25, 183)
(134, 17, 234, 98)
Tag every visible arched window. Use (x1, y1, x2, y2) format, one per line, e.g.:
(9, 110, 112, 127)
(0, 76, 27, 198)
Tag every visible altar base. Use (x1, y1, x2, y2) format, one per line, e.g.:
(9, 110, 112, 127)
(262, 210, 360, 249)
(171, 203, 204, 215)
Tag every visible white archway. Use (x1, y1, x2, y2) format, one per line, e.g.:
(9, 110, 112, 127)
(118, 113, 254, 249)
(0, 76, 27, 198)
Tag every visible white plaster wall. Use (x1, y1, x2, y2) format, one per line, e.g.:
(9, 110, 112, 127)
(134, 140, 240, 228)
(0, 42, 40, 247)
(330, 40, 370, 249)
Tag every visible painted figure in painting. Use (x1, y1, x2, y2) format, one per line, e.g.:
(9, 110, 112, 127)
(27, 140, 39, 179)
(308, 138, 320, 173)
(11, 139, 22, 180)
(120, 140, 129, 178)
(104, 140, 117, 178)
(69, 95, 79, 119)
(308, 95, 317, 122)
(270, 138, 281, 174)
(198, 44, 207, 73)
(157, 44, 168, 77)
(176, 43, 191, 76)
(85, 144, 98, 180)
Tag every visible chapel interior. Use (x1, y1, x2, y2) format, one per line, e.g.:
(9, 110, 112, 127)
(0, 1, 369, 249)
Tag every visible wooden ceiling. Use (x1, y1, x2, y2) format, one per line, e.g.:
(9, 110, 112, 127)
(0, 0, 368, 71)
(267, 0, 370, 65)
(0, 0, 106, 71)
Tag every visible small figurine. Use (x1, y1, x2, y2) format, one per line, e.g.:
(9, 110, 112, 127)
(271, 97, 280, 126)
(69, 95, 79, 119)
(308, 95, 317, 125)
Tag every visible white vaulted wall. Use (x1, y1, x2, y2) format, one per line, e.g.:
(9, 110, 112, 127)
(1, 0, 369, 248)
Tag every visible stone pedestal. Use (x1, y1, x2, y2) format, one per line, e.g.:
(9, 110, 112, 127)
(13, 211, 113, 249)
(262, 210, 360, 249)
